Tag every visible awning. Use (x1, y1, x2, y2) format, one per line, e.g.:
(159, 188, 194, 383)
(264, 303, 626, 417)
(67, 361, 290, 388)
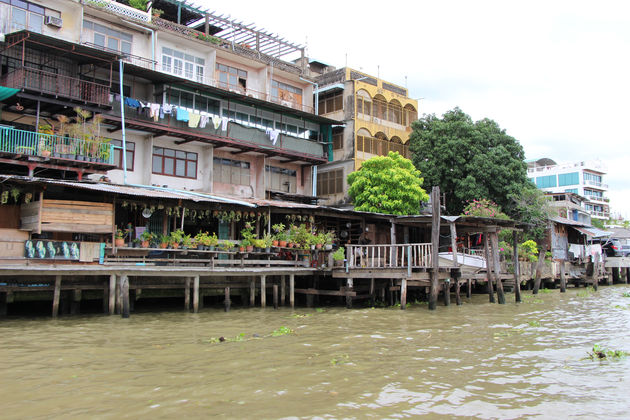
(573, 226, 612, 238)
(0, 87, 20, 101)
(317, 83, 345, 95)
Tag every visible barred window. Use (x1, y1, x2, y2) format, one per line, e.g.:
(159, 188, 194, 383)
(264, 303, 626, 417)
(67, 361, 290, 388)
(213, 157, 250, 186)
(317, 169, 344, 196)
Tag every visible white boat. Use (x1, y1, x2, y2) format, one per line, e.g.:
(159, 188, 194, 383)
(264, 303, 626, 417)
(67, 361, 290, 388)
(438, 252, 486, 272)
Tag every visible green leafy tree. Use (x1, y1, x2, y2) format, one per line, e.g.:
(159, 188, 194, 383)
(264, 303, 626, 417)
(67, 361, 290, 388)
(347, 151, 429, 215)
(508, 186, 554, 242)
(409, 107, 530, 216)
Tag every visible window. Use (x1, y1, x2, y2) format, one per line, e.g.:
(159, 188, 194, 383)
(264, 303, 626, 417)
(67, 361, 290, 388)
(272, 80, 303, 107)
(7, 0, 44, 34)
(583, 172, 602, 185)
(357, 96, 372, 116)
(317, 169, 344, 196)
(332, 132, 343, 150)
(318, 91, 343, 115)
(152, 147, 197, 178)
(111, 140, 135, 171)
(216, 63, 247, 93)
(84, 21, 132, 55)
(266, 166, 297, 193)
(213, 157, 250, 185)
(402, 105, 418, 126)
(564, 188, 578, 194)
(536, 175, 557, 188)
(558, 172, 579, 187)
(161, 47, 205, 82)
(167, 88, 220, 115)
(584, 188, 603, 200)
(388, 101, 402, 124)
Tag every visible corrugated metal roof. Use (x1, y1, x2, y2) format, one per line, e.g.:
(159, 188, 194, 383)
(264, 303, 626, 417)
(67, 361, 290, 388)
(574, 226, 612, 238)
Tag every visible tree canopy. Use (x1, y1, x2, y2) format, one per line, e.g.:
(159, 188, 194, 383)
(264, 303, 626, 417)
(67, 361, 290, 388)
(347, 151, 429, 215)
(409, 107, 531, 216)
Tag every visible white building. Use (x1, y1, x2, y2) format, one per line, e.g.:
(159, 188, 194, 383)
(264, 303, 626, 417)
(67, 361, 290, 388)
(527, 158, 609, 220)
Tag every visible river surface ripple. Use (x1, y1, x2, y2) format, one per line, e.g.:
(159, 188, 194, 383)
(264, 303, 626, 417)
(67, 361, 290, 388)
(2, 285, 630, 419)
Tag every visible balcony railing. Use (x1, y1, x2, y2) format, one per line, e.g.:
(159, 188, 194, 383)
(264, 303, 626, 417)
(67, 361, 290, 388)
(0, 68, 110, 106)
(584, 179, 608, 189)
(0, 127, 114, 164)
(85, 0, 150, 22)
(356, 135, 410, 159)
(347, 243, 433, 269)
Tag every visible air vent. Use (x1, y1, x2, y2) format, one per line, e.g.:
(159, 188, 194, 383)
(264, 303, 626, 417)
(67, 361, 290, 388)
(45, 16, 63, 28)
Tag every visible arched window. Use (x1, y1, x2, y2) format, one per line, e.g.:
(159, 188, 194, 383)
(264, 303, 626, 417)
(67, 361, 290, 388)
(388, 100, 402, 124)
(389, 136, 403, 156)
(356, 128, 373, 154)
(403, 104, 418, 126)
(356, 89, 372, 116)
(373, 94, 387, 120)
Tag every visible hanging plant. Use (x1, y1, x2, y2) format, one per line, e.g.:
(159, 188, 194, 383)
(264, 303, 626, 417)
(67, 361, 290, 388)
(131, 203, 137, 210)
(1, 190, 8, 204)
(10, 188, 20, 203)
(157, 204, 164, 210)
(309, 215, 315, 224)
(24, 192, 32, 204)
(175, 208, 180, 217)
(121, 201, 129, 208)
(167, 207, 173, 215)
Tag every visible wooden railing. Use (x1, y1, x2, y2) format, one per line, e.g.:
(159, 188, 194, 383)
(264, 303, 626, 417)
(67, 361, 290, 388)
(0, 127, 115, 164)
(0, 68, 110, 106)
(346, 243, 432, 269)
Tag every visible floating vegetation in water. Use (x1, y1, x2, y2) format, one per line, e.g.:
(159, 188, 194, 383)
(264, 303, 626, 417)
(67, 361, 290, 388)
(522, 295, 544, 304)
(207, 327, 293, 344)
(290, 313, 312, 318)
(330, 354, 350, 366)
(493, 328, 524, 338)
(539, 288, 552, 294)
(528, 320, 541, 327)
(612, 304, 630, 310)
(587, 344, 628, 360)
(315, 308, 325, 313)
(622, 292, 630, 298)
(577, 287, 596, 298)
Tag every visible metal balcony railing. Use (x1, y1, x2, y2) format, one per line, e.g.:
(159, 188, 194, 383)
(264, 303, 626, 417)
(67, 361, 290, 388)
(0, 67, 110, 106)
(0, 127, 114, 164)
(356, 135, 410, 159)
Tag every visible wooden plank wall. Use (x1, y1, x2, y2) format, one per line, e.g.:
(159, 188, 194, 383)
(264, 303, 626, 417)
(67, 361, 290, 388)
(21, 200, 114, 233)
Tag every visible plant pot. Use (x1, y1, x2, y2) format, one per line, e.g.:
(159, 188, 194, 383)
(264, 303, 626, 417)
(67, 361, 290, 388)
(160, 243, 168, 249)
(316, 244, 323, 250)
(246, 245, 254, 252)
(239, 246, 246, 252)
(265, 247, 271, 253)
(208, 246, 215, 251)
(278, 240, 287, 248)
(114, 238, 125, 247)
(272, 240, 279, 247)
(197, 245, 204, 250)
(325, 244, 333, 250)
(171, 243, 179, 249)
(141, 240, 150, 248)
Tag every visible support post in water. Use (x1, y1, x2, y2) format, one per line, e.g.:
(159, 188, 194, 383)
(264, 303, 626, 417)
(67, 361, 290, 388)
(52, 275, 61, 318)
(184, 277, 191, 311)
(429, 186, 440, 310)
(400, 277, 407, 310)
(273, 284, 278, 310)
(491, 232, 505, 304)
(592, 254, 599, 291)
(483, 233, 495, 303)
(289, 274, 295, 309)
(280, 275, 286, 306)
(224, 287, 230, 312)
(512, 230, 521, 303)
(453, 269, 462, 305)
(193, 275, 200, 313)
(109, 274, 116, 315)
(443, 279, 450, 306)
(260, 275, 266, 308)
(250, 277, 256, 307)
(346, 278, 353, 309)
(559, 259, 566, 293)
(120, 275, 130, 318)
(532, 248, 545, 294)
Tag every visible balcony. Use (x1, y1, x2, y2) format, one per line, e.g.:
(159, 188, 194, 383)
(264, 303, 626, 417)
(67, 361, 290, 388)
(0, 67, 110, 107)
(0, 127, 115, 167)
(584, 179, 608, 189)
(356, 135, 410, 159)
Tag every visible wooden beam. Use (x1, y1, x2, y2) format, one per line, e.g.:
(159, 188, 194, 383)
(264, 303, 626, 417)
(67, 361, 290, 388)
(559, 260, 566, 293)
(280, 275, 286, 306)
(400, 277, 407, 310)
(120, 275, 130, 318)
(193, 275, 199, 313)
(52, 275, 61, 318)
(429, 186, 440, 310)
(260, 275, 266, 308)
(483, 233, 495, 303)
(184, 277, 190, 311)
(289, 274, 295, 309)
(512, 230, 521, 303)
(273, 284, 278, 310)
(449, 223, 459, 268)
(491, 232, 505, 304)
(249, 277, 255, 307)
(443, 279, 450, 306)
(224, 287, 230, 312)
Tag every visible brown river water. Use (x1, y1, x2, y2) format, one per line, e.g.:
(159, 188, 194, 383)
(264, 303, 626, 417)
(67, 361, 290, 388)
(2, 285, 630, 419)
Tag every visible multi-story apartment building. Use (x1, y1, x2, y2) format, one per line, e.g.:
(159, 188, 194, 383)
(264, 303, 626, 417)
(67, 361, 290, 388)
(0, 0, 336, 201)
(527, 158, 609, 220)
(308, 66, 418, 207)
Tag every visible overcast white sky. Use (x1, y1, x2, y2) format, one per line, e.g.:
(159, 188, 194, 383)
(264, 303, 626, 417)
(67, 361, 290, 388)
(195, 0, 630, 219)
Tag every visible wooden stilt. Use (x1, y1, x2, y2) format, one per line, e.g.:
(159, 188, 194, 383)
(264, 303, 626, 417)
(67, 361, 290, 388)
(454, 270, 462, 305)
(380, 286, 385, 303)
(129, 289, 135, 312)
(115, 278, 121, 314)
(532, 248, 545, 294)
(184, 277, 191, 311)
(273, 284, 278, 310)
(71, 289, 81, 315)
(250, 277, 256, 307)
(389, 279, 394, 306)
(491, 232, 505, 304)
(108, 274, 116, 315)
(483, 234, 495, 303)
(102, 282, 108, 314)
(52, 275, 61, 318)
(623, 267, 628, 284)
(592, 255, 599, 290)
(512, 231, 521, 302)
(289, 274, 295, 309)
(370, 277, 375, 306)
(400, 277, 407, 310)
(467, 278, 472, 298)
(0, 292, 8, 316)
(443, 280, 450, 306)
(260, 275, 266, 308)
(280, 276, 286, 306)
(559, 260, 566, 292)
(429, 186, 440, 310)
(120, 275, 130, 318)
(193, 275, 199, 313)
(346, 278, 353, 309)
(224, 287, 230, 312)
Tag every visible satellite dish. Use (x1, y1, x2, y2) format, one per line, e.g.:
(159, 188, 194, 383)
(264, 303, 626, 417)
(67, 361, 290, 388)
(142, 208, 153, 218)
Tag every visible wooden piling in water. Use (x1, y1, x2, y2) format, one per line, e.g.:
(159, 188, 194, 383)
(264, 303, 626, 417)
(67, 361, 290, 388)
(120, 275, 130, 318)
(559, 260, 566, 292)
(52, 275, 61, 318)
(289, 274, 295, 309)
(249, 277, 256, 307)
(592, 255, 599, 291)
(108, 274, 116, 315)
(429, 186, 440, 310)
(260, 275, 266, 308)
(346, 278, 353, 309)
(491, 233, 505, 304)
(280, 276, 286, 306)
(400, 277, 407, 310)
(224, 287, 230, 312)
(71, 289, 81, 315)
(443, 280, 450, 306)
(0, 292, 7, 316)
(193, 275, 199, 313)
(467, 278, 472, 298)
(370, 278, 375, 306)
(184, 277, 191, 311)
(512, 231, 521, 303)
(273, 284, 278, 310)
(453, 269, 462, 305)
(483, 234, 495, 303)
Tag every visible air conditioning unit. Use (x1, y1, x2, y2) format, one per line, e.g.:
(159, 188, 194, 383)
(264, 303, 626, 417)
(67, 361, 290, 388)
(45, 16, 63, 28)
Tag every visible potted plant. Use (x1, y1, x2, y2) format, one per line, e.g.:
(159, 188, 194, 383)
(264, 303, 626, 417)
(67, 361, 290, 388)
(272, 223, 286, 247)
(332, 247, 346, 267)
(194, 231, 208, 250)
(262, 232, 273, 253)
(114, 229, 126, 247)
(324, 231, 336, 250)
(169, 229, 185, 249)
(220, 240, 234, 252)
(241, 223, 255, 252)
(238, 238, 249, 253)
(140, 230, 153, 248)
(132, 238, 141, 248)
(181, 234, 193, 249)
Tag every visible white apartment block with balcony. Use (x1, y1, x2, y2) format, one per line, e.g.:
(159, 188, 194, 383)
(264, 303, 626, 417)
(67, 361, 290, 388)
(527, 158, 609, 220)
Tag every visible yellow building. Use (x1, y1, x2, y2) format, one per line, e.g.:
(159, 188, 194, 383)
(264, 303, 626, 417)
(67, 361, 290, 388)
(311, 66, 418, 207)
